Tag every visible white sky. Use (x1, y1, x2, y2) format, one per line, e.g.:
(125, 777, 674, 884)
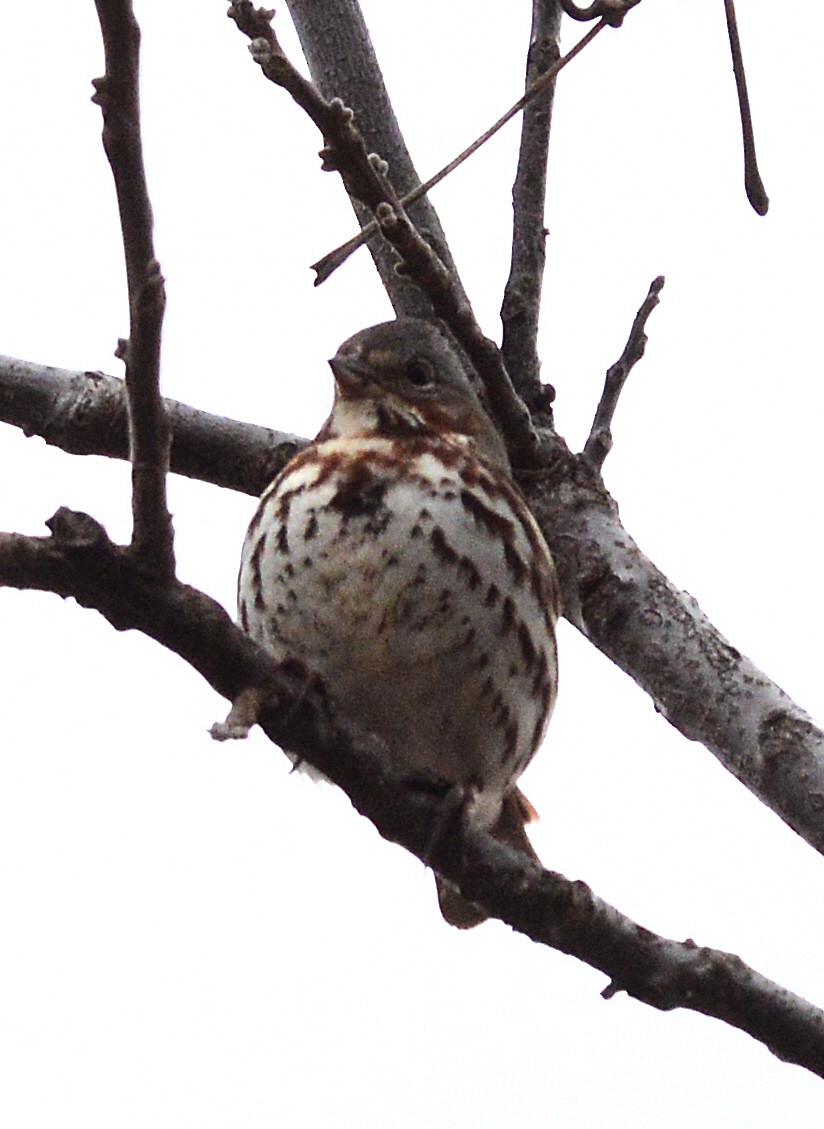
(1, 2, 823, 1126)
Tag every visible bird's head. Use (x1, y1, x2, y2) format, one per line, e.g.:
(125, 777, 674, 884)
(323, 318, 509, 471)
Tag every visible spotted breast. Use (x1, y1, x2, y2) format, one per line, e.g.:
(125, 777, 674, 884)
(238, 318, 560, 927)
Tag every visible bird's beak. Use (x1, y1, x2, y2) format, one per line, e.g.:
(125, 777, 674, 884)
(328, 352, 371, 395)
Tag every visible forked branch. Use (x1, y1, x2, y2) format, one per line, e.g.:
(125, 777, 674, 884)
(228, 1, 545, 463)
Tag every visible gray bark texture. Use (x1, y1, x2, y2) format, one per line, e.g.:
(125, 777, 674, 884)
(2, 0, 823, 1080)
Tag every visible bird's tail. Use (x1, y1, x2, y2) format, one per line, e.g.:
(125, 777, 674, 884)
(435, 788, 540, 929)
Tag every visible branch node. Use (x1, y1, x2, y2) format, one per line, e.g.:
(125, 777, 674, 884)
(367, 152, 389, 178)
(211, 684, 270, 741)
(317, 147, 334, 172)
(327, 96, 355, 125)
(226, 2, 275, 37)
(136, 259, 166, 318)
(375, 201, 398, 230)
(248, 36, 274, 65)
(45, 507, 110, 550)
(89, 75, 107, 107)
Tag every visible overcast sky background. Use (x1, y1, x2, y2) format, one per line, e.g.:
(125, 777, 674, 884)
(2, 3, 824, 1126)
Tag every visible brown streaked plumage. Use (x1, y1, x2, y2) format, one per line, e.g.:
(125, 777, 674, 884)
(238, 318, 560, 927)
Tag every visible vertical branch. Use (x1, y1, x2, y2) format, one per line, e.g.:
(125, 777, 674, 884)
(501, 0, 562, 409)
(722, 0, 768, 216)
(92, 0, 174, 575)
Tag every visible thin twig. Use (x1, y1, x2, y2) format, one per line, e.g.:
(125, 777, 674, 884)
(91, 0, 173, 574)
(723, 0, 768, 216)
(501, 0, 563, 408)
(312, 17, 607, 284)
(583, 276, 664, 468)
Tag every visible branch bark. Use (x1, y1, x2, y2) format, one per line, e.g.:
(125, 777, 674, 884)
(0, 355, 301, 497)
(228, 1, 545, 465)
(1, 0, 811, 1084)
(3, 353, 823, 860)
(723, 0, 769, 215)
(91, 0, 172, 572)
(2, 511, 824, 1077)
(583, 275, 664, 468)
(521, 452, 824, 855)
(282, 0, 468, 317)
(501, 0, 562, 407)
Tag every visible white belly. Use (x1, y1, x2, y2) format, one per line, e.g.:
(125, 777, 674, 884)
(239, 436, 558, 809)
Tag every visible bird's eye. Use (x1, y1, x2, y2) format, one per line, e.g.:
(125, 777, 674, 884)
(405, 357, 434, 388)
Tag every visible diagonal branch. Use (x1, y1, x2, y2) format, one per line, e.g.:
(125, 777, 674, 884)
(521, 450, 824, 858)
(229, 0, 463, 317)
(501, 0, 563, 410)
(312, 12, 604, 289)
(3, 353, 824, 863)
(227, 2, 544, 464)
(227, 4, 391, 221)
(91, 0, 173, 574)
(2, 513, 824, 1077)
(284, 0, 468, 316)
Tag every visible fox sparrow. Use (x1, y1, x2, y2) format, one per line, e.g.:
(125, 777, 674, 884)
(237, 318, 560, 927)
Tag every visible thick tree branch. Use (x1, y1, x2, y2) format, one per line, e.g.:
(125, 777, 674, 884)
(3, 354, 824, 862)
(91, 0, 172, 573)
(520, 452, 824, 856)
(501, 0, 562, 410)
(0, 355, 301, 497)
(2, 514, 824, 1077)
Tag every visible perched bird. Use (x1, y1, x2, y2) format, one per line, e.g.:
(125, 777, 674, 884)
(238, 318, 560, 927)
